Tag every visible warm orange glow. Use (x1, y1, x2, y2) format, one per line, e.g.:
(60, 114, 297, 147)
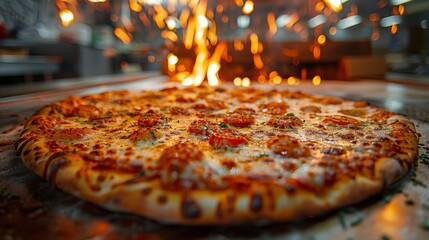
(315, 2, 325, 12)
(323, 0, 343, 12)
(312, 75, 322, 85)
(179, 9, 190, 28)
(257, 75, 266, 83)
(162, 30, 179, 42)
(372, 28, 380, 40)
(283, 48, 299, 58)
(329, 26, 337, 35)
(267, 12, 278, 36)
(242, 1, 254, 14)
(253, 54, 264, 69)
(269, 71, 279, 79)
(317, 34, 326, 45)
(207, 42, 227, 86)
(301, 67, 307, 80)
(250, 33, 259, 55)
(286, 13, 299, 29)
(233, 77, 250, 87)
(221, 15, 229, 23)
(114, 27, 132, 44)
(129, 0, 142, 12)
(235, 0, 244, 7)
(391, 24, 398, 34)
(234, 40, 244, 51)
(258, 43, 263, 53)
(242, 77, 251, 87)
(148, 55, 156, 63)
(398, 5, 405, 15)
(167, 53, 178, 72)
(59, 9, 74, 26)
(139, 12, 151, 26)
(351, 3, 359, 16)
(153, 5, 168, 28)
(165, 17, 178, 30)
(272, 76, 282, 84)
(370, 13, 380, 22)
(207, 62, 221, 86)
(178, 0, 226, 86)
(313, 45, 321, 60)
(287, 77, 296, 85)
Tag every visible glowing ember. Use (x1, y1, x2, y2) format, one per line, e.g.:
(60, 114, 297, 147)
(323, 0, 343, 12)
(59, 9, 74, 26)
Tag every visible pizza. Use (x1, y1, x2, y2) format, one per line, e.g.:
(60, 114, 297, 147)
(15, 84, 419, 225)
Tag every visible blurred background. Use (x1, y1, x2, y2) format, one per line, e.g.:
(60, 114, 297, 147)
(0, 0, 428, 86)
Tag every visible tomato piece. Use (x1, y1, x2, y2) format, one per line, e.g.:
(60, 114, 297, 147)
(52, 128, 93, 141)
(72, 105, 102, 119)
(300, 105, 321, 113)
(267, 116, 303, 129)
(266, 135, 310, 158)
(138, 112, 167, 127)
(223, 113, 255, 127)
(209, 128, 247, 148)
(338, 109, 367, 117)
(128, 128, 162, 144)
(259, 102, 288, 115)
(322, 115, 361, 129)
(206, 99, 227, 110)
(188, 120, 217, 136)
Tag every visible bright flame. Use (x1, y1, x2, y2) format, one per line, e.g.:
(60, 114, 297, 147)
(177, 0, 226, 86)
(242, 77, 251, 87)
(242, 1, 254, 14)
(323, 0, 343, 12)
(59, 9, 74, 26)
(167, 53, 179, 72)
(207, 42, 227, 86)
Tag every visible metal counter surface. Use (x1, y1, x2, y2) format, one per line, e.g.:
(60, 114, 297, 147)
(0, 75, 428, 239)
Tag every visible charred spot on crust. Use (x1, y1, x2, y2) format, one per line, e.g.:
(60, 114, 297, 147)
(23, 149, 31, 156)
(43, 153, 69, 185)
(141, 187, 152, 196)
(181, 196, 201, 219)
(284, 184, 296, 193)
(321, 147, 346, 155)
(42, 152, 66, 180)
(16, 138, 33, 156)
(250, 192, 263, 212)
(158, 195, 167, 204)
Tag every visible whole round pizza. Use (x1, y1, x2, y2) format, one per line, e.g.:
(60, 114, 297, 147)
(15, 85, 419, 225)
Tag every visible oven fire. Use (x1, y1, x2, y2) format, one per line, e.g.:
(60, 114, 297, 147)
(54, 0, 409, 86)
